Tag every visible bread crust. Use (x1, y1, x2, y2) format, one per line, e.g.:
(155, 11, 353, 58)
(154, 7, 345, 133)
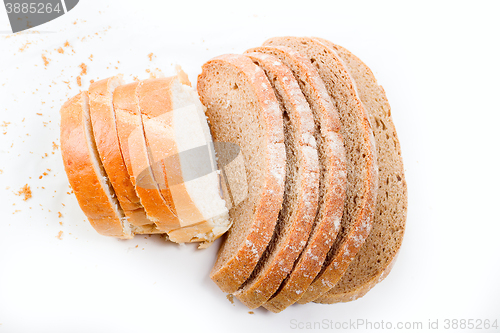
(263, 37, 378, 304)
(198, 54, 286, 293)
(245, 46, 346, 312)
(60, 92, 131, 238)
(312, 40, 407, 304)
(113, 82, 179, 230)
(89, 76, 154, 230)
(231, 52, 320, 309)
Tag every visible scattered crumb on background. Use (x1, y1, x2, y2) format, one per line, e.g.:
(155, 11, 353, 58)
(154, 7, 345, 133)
(148, 52, 154, 61)
(79, 63, 87, 75)
(248, 311, 254, 315)
(76, 76, 82, 87)
(56, 231, 63, 240)
(226, 294, 234, 304)
(15, 184, 32, 201)
(42, 54, 50, 67)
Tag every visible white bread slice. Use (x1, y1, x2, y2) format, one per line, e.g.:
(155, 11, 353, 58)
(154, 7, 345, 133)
(245, 46, 346, 312)
(137, 77, 231, 245)
(113, 81, 179, 230)
(312, 40, 407, 304)
(231, 52, 320, 309)
(60, 91, 133, 239)
(197, 54, 286, 293)
(263, 37, 378, 304)
(88, 76, 158, 233)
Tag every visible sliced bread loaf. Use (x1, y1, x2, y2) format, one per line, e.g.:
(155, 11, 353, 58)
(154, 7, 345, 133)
(244, 46, 347, 312)
(89, 76, 157, 233)
(197, 54, 286, 293)
(60, 91, 133, 239)
(113, 81, 179, 231)
(137, 77, 231, 245)
(231, 52, 320, 309)
(263, 37, 378, 303)
(312, 40, 407, 304)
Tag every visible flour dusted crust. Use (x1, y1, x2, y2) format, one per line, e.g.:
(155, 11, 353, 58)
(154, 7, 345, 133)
(198, 54, 286, 293)
(60, 92, 132, 239)
(263, 37, 378, 304)
(244, 46, 347, 312)
(89, 76, 156, 232)
(232, 52, 320, 309)
(113, 82, 179, 230)
(312, 40, 407, 304)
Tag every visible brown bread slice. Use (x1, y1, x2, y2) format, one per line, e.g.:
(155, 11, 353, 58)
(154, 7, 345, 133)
(245, 46, 346, 312)
(60, 92, 133, 239)
(311, 40, 407, 303)
(197, 54, 286, 293)
(264, 37, 378, 303)
(88, 76, 157, 233)
(231, 52, 320, 309)
(113, 82, 179, 231)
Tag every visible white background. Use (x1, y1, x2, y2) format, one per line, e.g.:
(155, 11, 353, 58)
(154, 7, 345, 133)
(1, 1, 499, 332)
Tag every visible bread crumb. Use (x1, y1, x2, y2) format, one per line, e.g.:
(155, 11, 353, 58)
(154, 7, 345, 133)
(57, 47, 64, 54)
(64, 41, 70, 47)
(89, 54, 93, 61)
(148, 52, 154, 61)
(36, 113, 42, 116)
(58, 212, 63, 218)
(56, 231, 63, 240)
(15, 184, 32, 201)
(42, 54, 50, 67)
(13, 210, 21, 214)
(226, 294, 234, 304)
(248, 311, 254, 315)
(135, 245, 138, 248)
(76, 76, 82, 87)
(79, 63, 87, 75)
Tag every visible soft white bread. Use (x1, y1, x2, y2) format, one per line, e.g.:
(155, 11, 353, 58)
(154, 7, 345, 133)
(263, 37, 378, 304)
(313, 40, 407, 304)
(88, 76, 157, 233)
(137, 77, 231, 245)
(60, 91, 133, 239)
(232, 52, 320, 309)
(197, 54, 286, 293)
(113, 81, 180, 230)
(245, 46, 346, 312)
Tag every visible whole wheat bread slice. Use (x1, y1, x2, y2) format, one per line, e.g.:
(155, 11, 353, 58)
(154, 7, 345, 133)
(197, 54, 286, 293)
(311, 40, 407, 304)
(113, 82, 179, 231)
(89, 76, 157, 233)
(60, 91, 133, 239)
(244, 46, 347, 312)
(231, 52, 320, 309)
(264, 37, 378, 303)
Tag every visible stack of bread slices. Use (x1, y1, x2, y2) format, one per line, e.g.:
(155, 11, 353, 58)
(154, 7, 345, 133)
(60, 36, 407, 312)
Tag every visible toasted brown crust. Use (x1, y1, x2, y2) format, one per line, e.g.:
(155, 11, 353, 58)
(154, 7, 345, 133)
(313, 40, 407, 304)
(244, 46, 346, 312)
(113, 82, 179, 230)
(232, 52, 320, 309)
(89, 76, 153, 229)
(60, 92, 130, 238)
(263, 37, 378, 304)
(198, 54, 286, 293)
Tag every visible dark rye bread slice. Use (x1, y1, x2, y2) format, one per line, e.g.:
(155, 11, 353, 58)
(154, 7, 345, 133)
(312, 40, 407, 304)
(60, 92, 133, 239)
(231, 52, 320, 309)
(264, 37, 378, 304)
(197, 54, 286, 294)
(245, 46, 346, 312)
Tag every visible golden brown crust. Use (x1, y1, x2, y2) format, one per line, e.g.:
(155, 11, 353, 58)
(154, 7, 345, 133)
(60, 92, 130, 238)
(232, 52, 320, 309)
(113, 82, 179, 230)
(89, 76, 152, 228)
(198, 54, 286, 293)
(263, 37, 378, 304)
